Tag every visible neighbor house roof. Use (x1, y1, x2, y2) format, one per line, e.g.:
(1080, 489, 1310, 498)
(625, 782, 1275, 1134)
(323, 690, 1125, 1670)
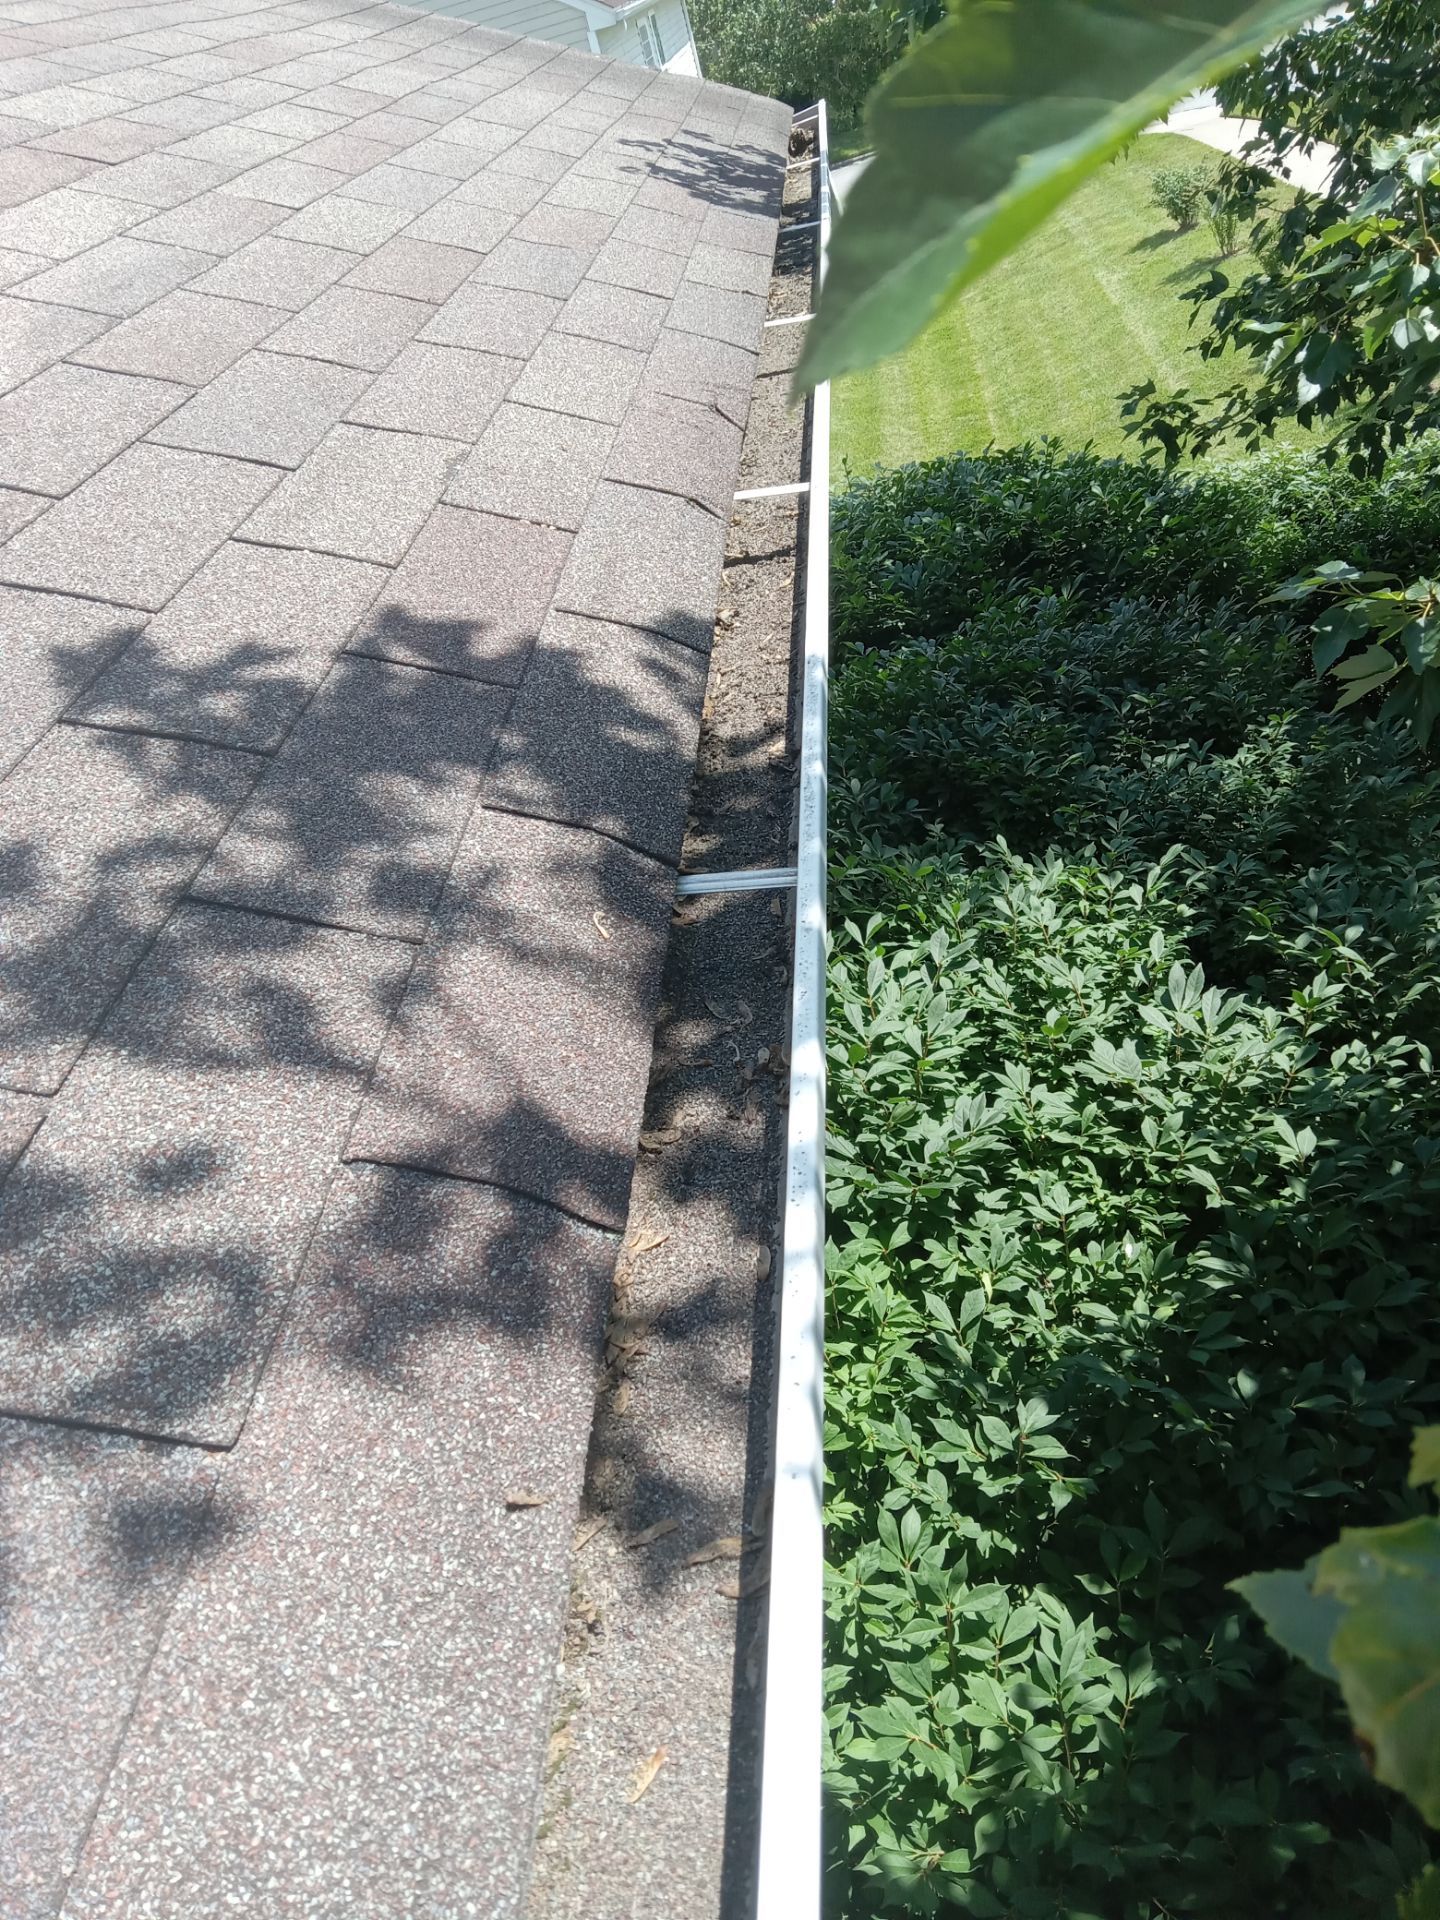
(0, 5, 788, 1913)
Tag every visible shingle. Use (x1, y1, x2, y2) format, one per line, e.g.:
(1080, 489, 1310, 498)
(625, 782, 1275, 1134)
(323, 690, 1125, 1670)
(475, 234, 587, 297)
(187, 232, 352, 310)
(0, 484, 45, 538)
(666, 279, 765, 351)
(685, 238, 772, 297)
(419, 279, 556, 358)
(10, 237, 213, 318)
(0, 293, 105, 396)
(69, 289, 282, 385)
(350, 505, 569, 685)
(289, 127, 395, 174)
(555, 479, 724, 652)
(0, 445, 279, 610)
(162, 122, 298, 173)
(3, 84, 128, 129)
(342, 233, 479, 301)
(239, 423, 462, 565)
(240, 101, 350, 141)
(262, 285, 434, 372)
(468, 83, 551, 131)
(544, 172, 636, 218)
(0, 185, 144, 259)
(147, 350, 371, 468)
(553, 277, 667, 353)
(419, 113, 512, 154)
(129, 189, 286, 253)
(508, 331, 644, 426)
(218, 155, 346, 208)
(604, 388, 745, 518)
(570, 136, 655, 186)
(270, 191, 412, 252)
(392, 135, 490, 182)
(443, 401, 611, 535)
(0, 1422, 219, 1920)
(0, 904, 410, 1445)
(512, 200, 615, 253)
(0, 146, 98, 208)
(486, 609, 706, 865)
(345, 341, 516, 440)
(0, 727, 262, 1094)
(486, 140, 570, 187)
(400, 196, 514, 253)
(447, 166, 546, 215)
(53, 1163, 612, 1920)
(335, 160, 451, 212)
(28, 116, 173, 163)
(0, 248, 47, 290)
(610, 203, 698, 256)
(0, 586, 137, 778)
(294, 82, 393, 116)
(73, 541, 389, 753)
(524, 119, 594, 160)
(0, 1089, 46, 1177)
(70, 150, 230, 208)
(343, 107, 434, 145)
(697, 203, 776, 254)
(587, 235, 685, 299)
(193, 655, 511, 941)
(632, 172, 710, 220)
(346, 809, 672, 1228)
(0, 363, 186, 495)
(118, 95, 237, 134)
(643, 324, 755, 421)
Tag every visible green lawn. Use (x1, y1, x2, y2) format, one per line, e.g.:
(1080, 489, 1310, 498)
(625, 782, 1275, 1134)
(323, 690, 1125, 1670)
(832, 132, 1297, 477)
(827, 115, 872, 167)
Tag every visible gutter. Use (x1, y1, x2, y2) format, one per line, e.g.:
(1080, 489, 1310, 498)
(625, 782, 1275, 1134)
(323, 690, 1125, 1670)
(755, 95, 831, 1920)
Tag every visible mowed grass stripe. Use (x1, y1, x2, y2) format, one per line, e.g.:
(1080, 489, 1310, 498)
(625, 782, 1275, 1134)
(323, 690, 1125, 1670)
(832, 131, 1303, 477)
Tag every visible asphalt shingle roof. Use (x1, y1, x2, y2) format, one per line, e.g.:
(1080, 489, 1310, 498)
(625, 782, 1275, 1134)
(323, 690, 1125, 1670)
(0, 3, 788, 1911)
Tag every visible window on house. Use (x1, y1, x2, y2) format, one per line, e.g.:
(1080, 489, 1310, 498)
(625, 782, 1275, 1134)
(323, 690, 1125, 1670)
(637, 13, 664, 66)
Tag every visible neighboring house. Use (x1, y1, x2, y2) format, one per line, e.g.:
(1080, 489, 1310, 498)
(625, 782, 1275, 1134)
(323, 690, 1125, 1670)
(417, 0, 701, 73)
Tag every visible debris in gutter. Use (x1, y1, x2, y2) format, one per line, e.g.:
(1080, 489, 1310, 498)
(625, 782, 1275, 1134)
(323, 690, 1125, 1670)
(626, 1747, 668, 1803)
(625, 1517, 681, 1550)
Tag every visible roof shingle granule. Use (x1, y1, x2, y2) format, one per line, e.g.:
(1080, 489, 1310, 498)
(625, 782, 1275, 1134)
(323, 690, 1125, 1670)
(0, 7, 790, 1912)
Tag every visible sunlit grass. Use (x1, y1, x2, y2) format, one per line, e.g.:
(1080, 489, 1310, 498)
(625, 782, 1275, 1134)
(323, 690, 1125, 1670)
(831, 132, 1302, 478)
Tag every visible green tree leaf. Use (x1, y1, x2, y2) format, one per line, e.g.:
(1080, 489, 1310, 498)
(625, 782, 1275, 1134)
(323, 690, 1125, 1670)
(1410, 1428, 1440, 1494)
(1314, 1516, 1440, 1827)
(797, 0, 1322, 390)
(1230, 1568, 1343, 1681)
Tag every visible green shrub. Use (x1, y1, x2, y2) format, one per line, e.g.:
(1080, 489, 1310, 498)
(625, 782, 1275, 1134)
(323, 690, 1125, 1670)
(1205, 191, 1242, 255)
(1150, 160, 1214, 227)
(824, 447, 1440, 1915)
(831, 442, 1440, 656)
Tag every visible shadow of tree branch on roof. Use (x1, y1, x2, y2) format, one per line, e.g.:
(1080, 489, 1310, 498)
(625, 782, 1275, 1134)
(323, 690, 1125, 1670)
(0, 584, 786, 1598)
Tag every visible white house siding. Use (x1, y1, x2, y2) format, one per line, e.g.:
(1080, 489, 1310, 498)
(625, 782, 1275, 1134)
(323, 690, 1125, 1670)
(417, 0, 590, 48)
(596, 0, 700, 75)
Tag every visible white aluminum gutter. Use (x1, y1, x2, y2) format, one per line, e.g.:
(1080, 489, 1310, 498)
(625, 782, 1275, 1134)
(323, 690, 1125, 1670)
(755, 96, 831, 1920)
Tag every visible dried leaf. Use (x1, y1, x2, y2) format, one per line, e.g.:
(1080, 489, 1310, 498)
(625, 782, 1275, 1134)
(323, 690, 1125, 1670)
(717, 1569, 770, 1600)
(592, 910, 612, 941)
(639, 1126, 681, 1152)
(626, 1227, 669, 1257)
(755, 1247, 773, 1283)
(626, 1746, 668, 1803)
(546, 1725, 574, 1774)
(505, 1491, 551, 1509)
(626, 1517, 680, 1550)
(685, 1536, 745, 1567)
(612, 1379, 632, 1415)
